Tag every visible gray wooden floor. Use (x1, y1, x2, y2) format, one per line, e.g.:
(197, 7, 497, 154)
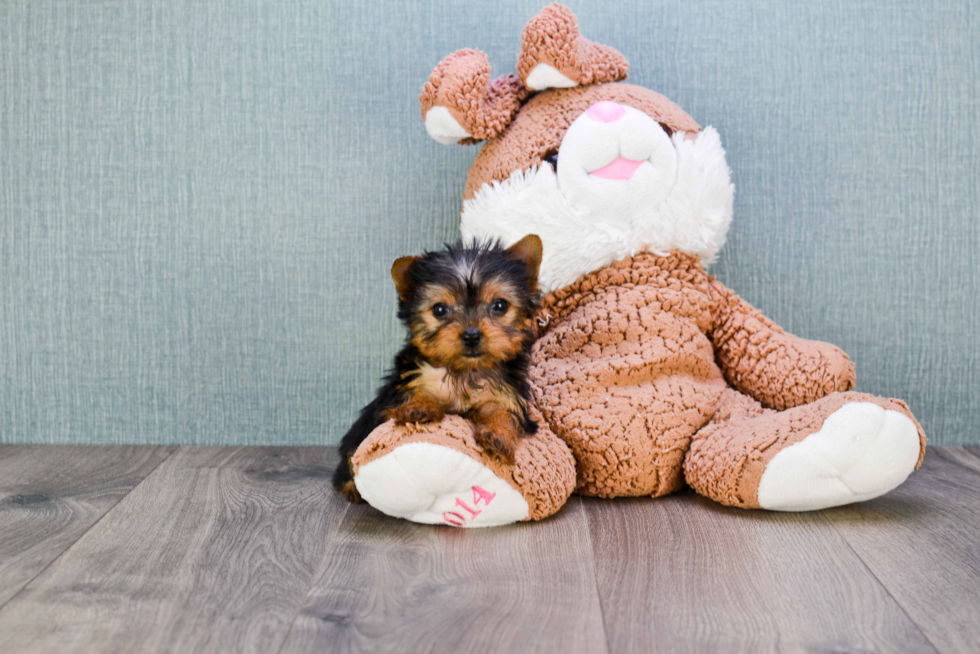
(0, 446, 977, 653)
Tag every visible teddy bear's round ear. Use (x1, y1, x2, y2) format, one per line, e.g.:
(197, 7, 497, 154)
(517, 3, 629, 91)
(420, 49, 530, 145)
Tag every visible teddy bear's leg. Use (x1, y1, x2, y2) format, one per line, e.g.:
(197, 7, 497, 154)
(349, 411, 576, 527)
(684, 388, 925, 511)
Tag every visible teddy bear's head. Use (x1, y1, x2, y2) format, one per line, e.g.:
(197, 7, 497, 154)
(421, 4, 734, 293)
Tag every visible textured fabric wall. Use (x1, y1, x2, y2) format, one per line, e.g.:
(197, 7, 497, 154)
(1, 1, 977, 446)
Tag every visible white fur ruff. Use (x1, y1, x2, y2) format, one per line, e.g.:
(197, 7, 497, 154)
(460, 126, 734, 294)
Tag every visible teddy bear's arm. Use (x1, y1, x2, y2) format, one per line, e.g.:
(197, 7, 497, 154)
(707, 279, 855, 411)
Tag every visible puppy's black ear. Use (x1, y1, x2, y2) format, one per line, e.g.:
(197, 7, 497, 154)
(391, 256, 419, 301)
(505, 234, 542, 281)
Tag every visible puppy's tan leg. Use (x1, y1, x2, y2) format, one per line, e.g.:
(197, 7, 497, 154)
(383, 392, 446, 426)
(471, 408, 525, 464)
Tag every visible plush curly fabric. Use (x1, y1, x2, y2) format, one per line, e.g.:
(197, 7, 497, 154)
(516, 3, 629, 88)
(708, 282, 857, 410)
(529, 252, 926, 502)
(530, 252, 725, 497)
(420, 49, 531, 143)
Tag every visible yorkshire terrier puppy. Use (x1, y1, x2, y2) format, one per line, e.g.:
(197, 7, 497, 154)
(333, 235, 543, 502)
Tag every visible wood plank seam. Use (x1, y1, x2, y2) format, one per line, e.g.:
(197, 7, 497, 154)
(0, 445, 180, 615)
(578, 496, 614, 654)
(277, 493, 610, 653)
(817, 511, 941, 654)
(823, 447, 980, 654)
(0, 446, 351, 652)
(274, 501, 351, 654)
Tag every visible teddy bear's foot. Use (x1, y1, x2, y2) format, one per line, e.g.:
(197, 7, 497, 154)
(757, 401, 921, 511)
(350, 415, 576, 527)
(355, 441, 530, 527)
(685, 390, 926, 511)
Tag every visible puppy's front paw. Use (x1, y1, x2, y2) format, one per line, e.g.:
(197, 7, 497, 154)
(384, 397, 446, 426)
(338, 480, 363, 503)
(473, 423, 518, 464)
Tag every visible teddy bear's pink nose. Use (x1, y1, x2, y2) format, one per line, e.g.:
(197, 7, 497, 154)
(586, 101, 625, 123)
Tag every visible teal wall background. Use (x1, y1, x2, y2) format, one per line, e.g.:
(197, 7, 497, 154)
(1, 1, 978, 446)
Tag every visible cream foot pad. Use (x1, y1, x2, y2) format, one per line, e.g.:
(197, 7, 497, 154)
(757, 402, 921, 511)
(355, 442, 530, 527)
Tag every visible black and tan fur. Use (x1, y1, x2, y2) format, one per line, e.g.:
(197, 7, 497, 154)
(332, 235, 543, 502)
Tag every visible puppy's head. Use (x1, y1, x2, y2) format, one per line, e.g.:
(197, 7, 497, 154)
(391, 235, 542, 372)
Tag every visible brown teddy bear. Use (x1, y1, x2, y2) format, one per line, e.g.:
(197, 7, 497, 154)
(347, 4, 925, 527)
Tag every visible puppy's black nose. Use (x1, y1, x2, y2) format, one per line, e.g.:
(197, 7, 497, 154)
(461, 329, 482, 347)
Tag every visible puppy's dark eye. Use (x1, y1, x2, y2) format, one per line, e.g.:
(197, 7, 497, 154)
(432, 303, 449, 318)
(490, 298, 509, 315)
(543, 151, 559, 172)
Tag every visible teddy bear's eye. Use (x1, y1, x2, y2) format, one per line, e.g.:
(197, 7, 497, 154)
(543, 151, 559, 172)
